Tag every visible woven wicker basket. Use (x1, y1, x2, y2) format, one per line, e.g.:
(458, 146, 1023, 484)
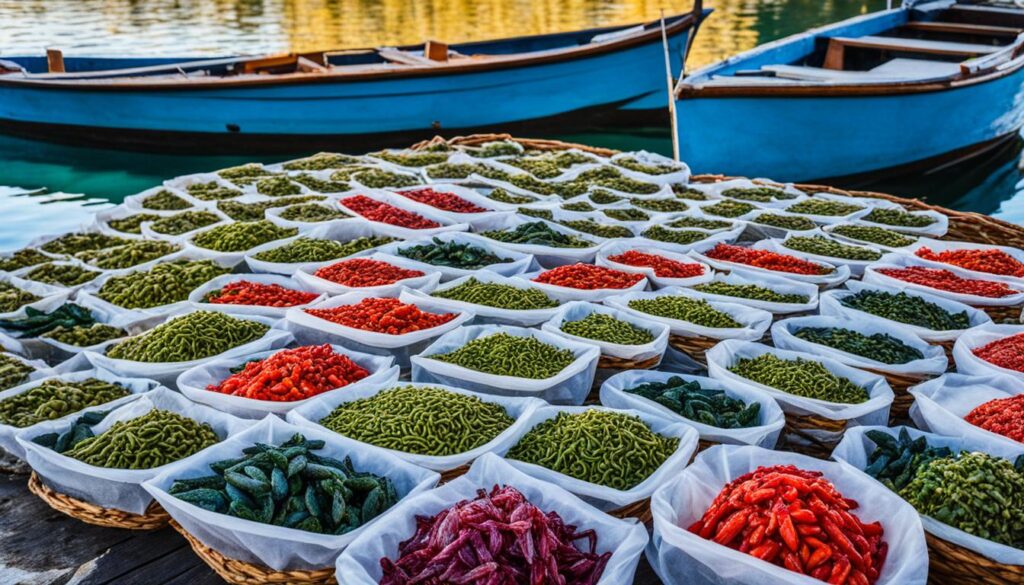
(777, 413, 849, 459)
(439, 463, 471, 484)
(609, 498, 652, 525)
(862, 369, 933, 425)
(170, 520, 337, 585)
(978, 304, 1023, 324)
(926, 532, 1024, 585)
(28, 472, 169, 530)
(668, 334, 719, 365)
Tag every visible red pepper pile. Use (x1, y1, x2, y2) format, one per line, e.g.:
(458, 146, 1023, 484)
(313, 258, 425, 287)
(688, 465, 887, 585)
(305, 297, 456, 334)
(207, 344, 369, 402)
(607, 250, 705, 279)
(965, 393, 1024, 443)
(533, 263, 644, 289)
(204, 281, 319, 307)
(380, 485, 610, 585)
(876, 266, 1018, 298)
(972, 332, 1024, 373)
(340, 195, 441, 229)
(398, 188, 488, 213)
(915, 247, 1024, 278)
(705, 244, 831, 276)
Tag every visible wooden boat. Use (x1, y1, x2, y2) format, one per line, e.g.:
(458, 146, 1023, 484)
(674, 0, 1024, 184)
(0, 6, 708, 154)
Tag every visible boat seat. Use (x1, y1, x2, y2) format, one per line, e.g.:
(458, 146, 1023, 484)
(902, 21, 1023, 38)
(823, 35, 1000, 69)
(759, 60, 960, 83)
(868, 58, 962, 77)
(377, 48, 438, 66)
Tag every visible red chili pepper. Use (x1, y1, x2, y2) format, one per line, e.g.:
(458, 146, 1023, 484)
(606, 250, 705, 279)
(705, 243, 832, 275)
(397, 188, 488, 213)
(204, 281, 319, 307)
(916, 247, 1024, 277)
(304, 297, 456, 334)
(340, 195, 441, 229)
(876, 266, 1018, 298)
(313, 258, 425, 288)
(207, 344, 369, 402)
(964, 392, 1024, 442)
(533, 263, 644, 289)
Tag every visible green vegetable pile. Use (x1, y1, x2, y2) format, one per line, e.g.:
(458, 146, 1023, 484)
(398, 238, 510, 269)
(572, 167, 661, 194)
(217, 196, 324, 221)
(701, 200, 757, 218)
(626, 376, 761, 429)
(722, 187, 796, 202)
(32, 410, 110, 454)
(693, 281, 809, 304)
(560, 219, 633, 239)
(256, 176, 302, 197)
(170, 433, 398, 535)
(425, 163, 511, 181)
(0, 249, 51, 272)
(107, 213, 160, 234)
(319, 386, 514, 456)
(107, 311, 269, 362)
(0, 353, 34, 391)
(486, 188, 536, 205)
(561, 201, 594, 212)
(277, 203, 350, 223)
(252, 236, 393, 264)
(141, 190, 192, 211)
(66, 409, 219, 469)
(793, 326, 924, 365)
(560, 313, 654, 345)
(753, 213, 816, 231)
(831, 225, 917, 248)
(0, 304, 95, 337)
(641, 226, 709, 245)
(97, 260, 229, 309)
(729, 353, 869, 404)
(41, 233, 129, 256)
(666, 216, 732, 230)
(477, 141, 520, 157)
(589, 190, 625, 205)
(863, 207, 936, 228)
(191, 221, 298, 252)
(219, 164, 272, 186)
(631, 198, 688, 213)
(507, 410, 678, 490)
(862, 429, 953, 492)
(0, 282, 40, 313)
(186, 181, 242, 201)
(75, 240, 180, 270)
(43, 323, 127, 347)
(283, 153, 362, 171)
(517, 208, 553, 220)
(839, 289, 970, 330)
(671, 185, 709, 200)
(25, 263, 99, 287)
(615, 157, 680, 175)
(290, 174, 350, 193)
(783, 235, 882, 261)
(375, 151, 450, 167)
(786, 199, 865, 216)
(0, 378, 128, 428)
(352, 169, 420, 189)
(628, 296, 740, 328)
(431, 278, 557, 310)
(428, 332, 575, 379)
(149, 210, 222, 235)
(481, 221, 593, 248)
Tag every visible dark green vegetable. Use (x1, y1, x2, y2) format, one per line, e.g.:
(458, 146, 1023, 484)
(603, 208, 650, 222)
(170, 433, 398, 535)
(839, 290, 970, 331)
(107, 311, 269, 362)
(863, 207, 936, 228)
(729, 353, 869, 404)
(753, 213, 816, 231)
(431, 278, 557, 310)
(353, 169, 419, 189)
(141, 190, 192, 211)
(256, 176, 302, 197)
(641, 226, 709, 245)
(25, 263, 99, 287)
(192, 221, 298, 253)
(862, 429, 953, 492)
(0, 353, 34, 391)
(0, 282, 40, 313)
(398, 238, 510, 269)
(626, 376, 761, 429)
(66, 409, 219, 469)
(589, 190, 625, 205)
(217, 196, 325, 221)
(0, 249, 52, 272)
(290, 174, 350, 193)
(671, 185, 709, 200)
(277, 203, 350, 223)
(783, 235, 882, 261)
(561, 201, 595, 212)
(628, 295, 740, 328)
(517, 207, 553, 220)
(97, 260, 230, 309)
(32, 410, 110, 454)
(283, 153, 362, 171)
(149, 210, 222, 235)
(631, 198, 689, 213)
(186, 182, 243, 201)
(701, 200, 757, 218)
(42, 323, 127, 347)
(561, 313, 654, 345)
(481, 221, 593, 248)
(0, 304, 96, 337)
(41, 233, 130, 256)
(252, 236, 393, 264)
(0, 378, 129, 428)
(693, 282, 808, 304)
(75, 240, 180, 270)
(107, 214, 161, 234)
(428, 332, 575, 379)
(722, 187, 796, 202)
(786, 199, 865, 216)
(667, 216, 733, 230)
(507, 410, 678, 490)
(793, 327, 923, 365)
(560, 219, 633, 239)
(831, 225, 917, 248)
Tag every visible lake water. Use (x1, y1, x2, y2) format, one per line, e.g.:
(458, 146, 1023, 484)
(0, 0, 1022, 250)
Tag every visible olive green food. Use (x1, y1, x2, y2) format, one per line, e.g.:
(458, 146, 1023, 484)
(0, 378, 129, 428)
(149, 210, 222, 235)
(425, 163, 511, 181)
(641, 226, 709, 245)
(589, 190, 625, 205)
(0, 353, 36, 391)
(192, 221, 297, 252)
(0, 249, 52, 272)
(107, 311, 269, 362)
(783, 235, 882, 261)
(66, 409, 219, 469)
(753, 213, 816, 231)
(352, 169, 420, 189)
(561, 219, 633, 239)
(517, 207, 553, 220)
(507, 410, 678, 490)
(506, 158, 563, 179)
(794, 327, 923, 365)
(252, 236, 393, 264)
(428, 332, 575, 379)
(186, 181, 243, 201)
(486, 188, 537, 205)
(631, 198, 689, 213)
(900, 452, 1024, 548)
(97, 260, 230, 309)
(561, 313, 654, 345)
(572, 166, 661, 194)
(319, 386, 514, 456)
(729, 353, 869, 404)
(107, 214, 161, 234)
(862, 207, 937, 228)
(169, 433, 398, 535)
(863, 429, 953, 492)
(603, 208, 650, 222)
(666, 216, 733, 230)
(431, 278, 557, 310)
(25, 263, 99, 287)
(786, 199, 864, 216)
(398, 238, 510, 269)
(671, 185, 709, 200)
(32, 410, 110, 454)
(375, 151, 450, 167)
(141, 190, 192, 211)
(628, 295, 740, 328)
(830, 225, 917, 248)
(693, 281, 809, 304)
(626, 376, 761, 429)
(481, 221, 593, 248)
(0, 282, 40, 313)
(277, 203, 350, 223)
(561, 201, 595, 212)
(290, 174, 350, 193)
(43, 323, 127, 347)
(219, 164, 272, 185)
(477, 141, 521, 157)
(507, 174, 573, 197)
(283, 153, 362, 170)
(256, 176, 302, 197)
(615, 157, 681, 175)
(216, 196, 325, 222)
(75, 240, 180, 270)
(0, 304, 96, 337)
(328, 166, 376, 181)
(722, 187, 796, 202)
(839, 290, 970, 331)
(701, 200, 757, 218)
(41, 233, 129, 256)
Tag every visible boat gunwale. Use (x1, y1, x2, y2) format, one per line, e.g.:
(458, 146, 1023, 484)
(0, 10, 702, 92)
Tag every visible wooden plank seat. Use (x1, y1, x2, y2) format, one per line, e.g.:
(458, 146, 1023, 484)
(823, 35, 1000, 69)
(903, 21, 1024, 38)
(759, 58, 960, 83)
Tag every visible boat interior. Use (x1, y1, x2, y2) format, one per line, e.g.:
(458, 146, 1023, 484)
(688, 1, 1024, 87)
